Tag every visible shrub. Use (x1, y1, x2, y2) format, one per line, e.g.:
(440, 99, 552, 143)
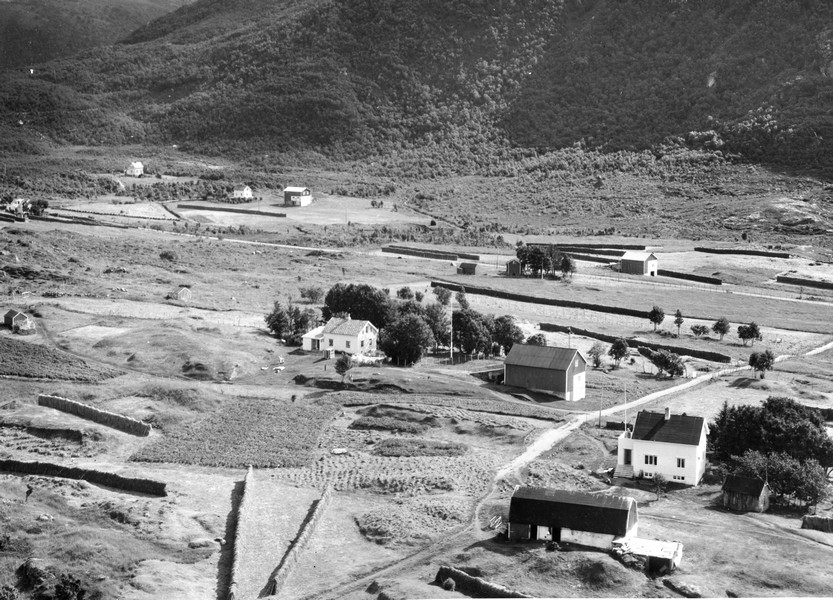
(159, 250, 177, 261)
(443, 578, 456, 592)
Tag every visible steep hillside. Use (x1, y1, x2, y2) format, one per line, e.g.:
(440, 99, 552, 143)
(0, 0, 192, 70)
(3, 0, 833, 178)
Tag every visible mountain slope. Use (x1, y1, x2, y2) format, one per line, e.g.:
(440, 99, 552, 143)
(4, 0, 833, 177)
(0, 0, 193, 70)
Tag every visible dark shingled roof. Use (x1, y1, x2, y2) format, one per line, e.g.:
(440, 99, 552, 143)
(322, 317, 376, 336)
(504, 344, 585, 371)
(509, 487, 637, 536)
(722, 475, 768, 496)
(631, 411, 705, 446)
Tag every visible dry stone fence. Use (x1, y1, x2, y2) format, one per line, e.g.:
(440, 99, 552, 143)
(434, 566, 531, 598)
(0, 459, 166, 496)
(38, 394, 151, 436)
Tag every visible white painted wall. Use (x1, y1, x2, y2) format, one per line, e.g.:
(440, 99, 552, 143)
(617, 430, 707, 485)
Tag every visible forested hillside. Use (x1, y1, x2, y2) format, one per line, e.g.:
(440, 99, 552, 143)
(4, 0, 833, 177)
(0, 0, 192, 70)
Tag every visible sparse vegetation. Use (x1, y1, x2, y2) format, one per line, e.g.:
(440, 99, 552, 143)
(0, 338, 122, 381)
(373, 438, 468, 457)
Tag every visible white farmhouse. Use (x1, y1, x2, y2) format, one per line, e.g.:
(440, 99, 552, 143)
(302, 317, 378, 355)
(125, 162, 144, 177)
(232, 184, 252, 199)
(615, 408, 708, 485)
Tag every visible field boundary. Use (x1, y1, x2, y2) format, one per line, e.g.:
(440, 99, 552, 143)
(266, 484, 333, 597)
(776, 275, 833, 291)
(227, 466, 254, 600)
(38, 394, 151, 436)
(657, 269, 722, 285)
(694, 247, 791, 258)
(0, 459, 166, 496)
(434, 565, 531, 598)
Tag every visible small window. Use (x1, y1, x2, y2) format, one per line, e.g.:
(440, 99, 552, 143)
(673, 475, 685, 481)
(361, 340, 365, 347)
(677, 458, 685, 468)
(328, 339, 333, 347)
(645, 455, 657, 466)
(346, 341, 351, 348)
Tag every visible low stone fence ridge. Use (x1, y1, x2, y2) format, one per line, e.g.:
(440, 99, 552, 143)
(38, 394, 151, 436)
(0, 459, 166, 496)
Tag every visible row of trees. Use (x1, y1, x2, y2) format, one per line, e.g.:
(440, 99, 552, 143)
(649, 307, 762, 346)
(514, 242, 577, 279)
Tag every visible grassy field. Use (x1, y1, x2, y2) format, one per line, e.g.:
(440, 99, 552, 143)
(441, 272, 833, 335)
(130, 398, 337, 468)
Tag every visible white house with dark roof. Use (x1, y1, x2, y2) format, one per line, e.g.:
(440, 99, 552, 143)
(303, 317, 378, 355)
(620, 251, 658, 276)
(125, 161, 144, 177)
(503, 343, 587, 401)
(232, 184, 252, 199)
(508, 487, 638, 549)
(615, 408, 708, 485)
(284, 187, 313, 207)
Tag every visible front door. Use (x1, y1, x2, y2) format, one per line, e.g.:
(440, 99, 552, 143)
(624, 449, 632, 465)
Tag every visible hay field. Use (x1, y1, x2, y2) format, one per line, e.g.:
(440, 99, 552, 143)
(130, 397, 337, 468)
(0, 336, 123, 381)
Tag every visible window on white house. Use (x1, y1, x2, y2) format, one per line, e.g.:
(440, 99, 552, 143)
(673, 475, 685, 481)
(328, 339, 333, 347)
(645, 455, 657, 465)
(677, 458, 685, 468)
(346, 341, 351, 348)
(361, 340, 364, 347)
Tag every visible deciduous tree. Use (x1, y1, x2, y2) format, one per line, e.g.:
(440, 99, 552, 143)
(748, 349, 775, 378)
(738, 322, 762, 346)
(674, 309, 684, 337)
(335, 354, 353, 383)
(526, 333, 547, 346)
(379, 314, 435, 365)
(608, 338, 629, 367)
(433, 286, 451, 306)
(648, 305, 665, 332)
(712, 316, 731, 341)
(493, 315, 524, 354)
(587, 341, 606, 368)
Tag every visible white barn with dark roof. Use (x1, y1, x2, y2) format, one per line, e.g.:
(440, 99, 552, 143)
(503, 344, 586, 401)
(508, 487, 638, 549)
(620, 251, 658, 276)
(615, 408, 708, 485)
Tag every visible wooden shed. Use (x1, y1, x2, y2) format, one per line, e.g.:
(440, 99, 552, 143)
(506, 259, 522, 277)
(284, 187, 312, 207)
(508, 487, 638, 549)
(457, 262, 477, 275)
(620, 251, 658, 276)
(4, 309, 35, 334)
(503, 344, 586, 401)
(721, 475, 770, 513)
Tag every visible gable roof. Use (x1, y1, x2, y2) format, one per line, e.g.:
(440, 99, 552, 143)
(322, 317, 376, 336)
(504, 344, 585, 371)
(129, 161, 143, 169)
(233, 184, 250, 191)
(621, 251, 657, 262)
(5, 309, 24, 319)
(722, 474, 768, 496)
(509, 487, 636, 536)
(302, 324, 326, 339)
(284, 187, 310, 194)
(631, 411, 705, 446)
(506, 258, 521, 264)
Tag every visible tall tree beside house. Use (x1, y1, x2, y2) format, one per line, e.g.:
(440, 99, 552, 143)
(379, 314, 435, 365)
(454, 289, 470, 310)
(712, 316, 731, 341)
(648, 305, 665, 332)
(265, 301, 292, 339)
(323, 283, 394, 329)
(335, 354, 353, 383)
(608, 338, 629, 367)
(492, 315, 525, 354)
(525, 333, 547, 346)
(738, 322, 762, 346)
(452, 309, 493, 354)
(709, 396, 833, 472)
(587, 341, 606, 368)
(265, 301, 318, 343)
(674, 309, 684, 337)
(749, 349, 775, 378)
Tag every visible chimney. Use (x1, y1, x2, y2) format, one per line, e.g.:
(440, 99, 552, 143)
(664, 407, 671, 421)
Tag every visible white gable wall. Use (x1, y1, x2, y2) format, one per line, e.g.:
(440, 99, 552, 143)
(323, 324, 377, 355)
(618, 432, 707, 485)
